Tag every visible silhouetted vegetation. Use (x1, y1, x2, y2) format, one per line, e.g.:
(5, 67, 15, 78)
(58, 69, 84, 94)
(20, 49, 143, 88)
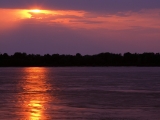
(0, 52, 160, 67)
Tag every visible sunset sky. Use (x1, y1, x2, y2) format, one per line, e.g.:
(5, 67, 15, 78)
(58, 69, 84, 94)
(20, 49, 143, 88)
(0, 0, 160, 55)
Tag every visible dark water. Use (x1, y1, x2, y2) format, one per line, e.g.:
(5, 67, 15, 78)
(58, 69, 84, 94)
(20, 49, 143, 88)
(0, 67, 160, 120)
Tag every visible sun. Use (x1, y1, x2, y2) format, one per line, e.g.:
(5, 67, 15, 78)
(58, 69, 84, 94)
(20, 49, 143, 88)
(29, 9, 41, 13)
(20, 9, 51, 19)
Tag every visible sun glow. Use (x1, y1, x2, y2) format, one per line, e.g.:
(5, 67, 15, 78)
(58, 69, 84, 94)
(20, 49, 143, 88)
(19, 9, 51, 19)
(30, 9, 41, 13)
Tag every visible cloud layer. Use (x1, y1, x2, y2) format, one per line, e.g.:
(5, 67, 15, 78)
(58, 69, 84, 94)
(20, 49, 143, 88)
(1, 0, 160, 12)
(0, 0, 160, 54)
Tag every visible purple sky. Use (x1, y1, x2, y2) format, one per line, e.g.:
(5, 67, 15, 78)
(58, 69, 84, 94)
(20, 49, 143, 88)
(0, 0, 160, 55)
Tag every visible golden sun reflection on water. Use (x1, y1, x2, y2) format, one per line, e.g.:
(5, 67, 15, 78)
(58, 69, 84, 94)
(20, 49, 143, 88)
(20, 67, 52, 120)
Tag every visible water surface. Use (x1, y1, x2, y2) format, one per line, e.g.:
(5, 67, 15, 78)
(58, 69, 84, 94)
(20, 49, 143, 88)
(0, 67, 160, 120)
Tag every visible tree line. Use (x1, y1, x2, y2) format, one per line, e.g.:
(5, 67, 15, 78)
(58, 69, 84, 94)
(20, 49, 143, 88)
(0, 52, 160, 67)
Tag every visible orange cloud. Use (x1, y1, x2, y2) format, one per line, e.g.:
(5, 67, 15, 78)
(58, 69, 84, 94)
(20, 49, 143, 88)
(28, 8, 160, 30)
(0, 8, 160, 31)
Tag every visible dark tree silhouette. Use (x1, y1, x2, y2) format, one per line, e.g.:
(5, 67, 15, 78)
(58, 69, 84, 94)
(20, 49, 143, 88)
(0, 52, 160, 67)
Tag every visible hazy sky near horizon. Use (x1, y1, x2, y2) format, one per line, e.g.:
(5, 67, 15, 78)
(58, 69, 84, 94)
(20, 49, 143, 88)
(0, 0, 160, 55)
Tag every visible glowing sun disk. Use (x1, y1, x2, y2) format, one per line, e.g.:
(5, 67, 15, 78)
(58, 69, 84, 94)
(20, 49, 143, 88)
(30, 9, 41, 13)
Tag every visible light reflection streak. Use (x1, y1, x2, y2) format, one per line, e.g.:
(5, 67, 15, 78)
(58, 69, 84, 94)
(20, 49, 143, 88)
(20, 67, 51, 120)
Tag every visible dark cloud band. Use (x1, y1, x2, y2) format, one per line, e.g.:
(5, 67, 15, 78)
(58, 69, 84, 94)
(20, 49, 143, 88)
(0, 0, 160, 12)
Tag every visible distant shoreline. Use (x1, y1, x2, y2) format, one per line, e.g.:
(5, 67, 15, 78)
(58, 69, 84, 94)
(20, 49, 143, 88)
(1, 52, 160, 67)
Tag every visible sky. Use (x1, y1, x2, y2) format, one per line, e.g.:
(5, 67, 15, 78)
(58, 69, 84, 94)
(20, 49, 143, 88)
(0, 0, 160, 55)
